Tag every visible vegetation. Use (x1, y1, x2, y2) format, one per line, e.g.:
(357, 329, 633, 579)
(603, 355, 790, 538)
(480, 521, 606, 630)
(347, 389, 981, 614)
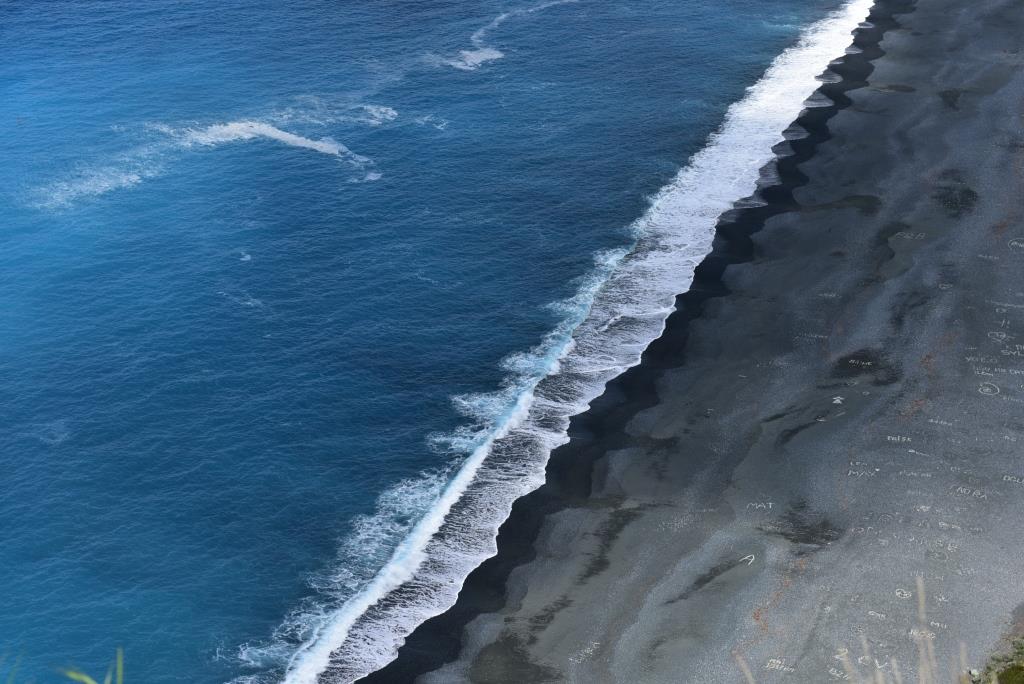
(61, 649, 123, 684)
(1, 655, 20, 684)
(981, 639, 1024, 684)
(1, 649, 123, 684)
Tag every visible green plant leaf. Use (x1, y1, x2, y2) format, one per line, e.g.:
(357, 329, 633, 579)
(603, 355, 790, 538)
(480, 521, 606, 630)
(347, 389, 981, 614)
(61, 669, 99, 684)
(5, 655, 21, 684)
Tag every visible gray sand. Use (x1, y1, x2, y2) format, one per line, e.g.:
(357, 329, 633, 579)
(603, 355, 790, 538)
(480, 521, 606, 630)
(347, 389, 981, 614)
(411, 0, 1024, 681)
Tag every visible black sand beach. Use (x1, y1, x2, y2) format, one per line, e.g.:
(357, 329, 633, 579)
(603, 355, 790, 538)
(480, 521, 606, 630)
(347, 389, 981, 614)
(362, 0, 1024, 680)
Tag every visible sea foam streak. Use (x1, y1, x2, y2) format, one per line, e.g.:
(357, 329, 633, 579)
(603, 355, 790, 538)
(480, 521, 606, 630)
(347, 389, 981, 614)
(443, 0, 578, 71)
(173, 121, 369, 163)
(39, 162, 163, 210)
(250, 1, 873, 682)
(35, 120, 372, 208)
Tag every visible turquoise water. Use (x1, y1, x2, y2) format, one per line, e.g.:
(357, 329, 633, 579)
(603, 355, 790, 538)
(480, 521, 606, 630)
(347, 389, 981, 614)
(0, 1, 846, 681)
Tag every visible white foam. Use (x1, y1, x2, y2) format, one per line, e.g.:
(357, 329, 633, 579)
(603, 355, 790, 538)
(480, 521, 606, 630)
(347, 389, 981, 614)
(35, 119, 372, 208)
(230, 471, 454, 679)
(443, 0, 578, 71)
(36, 154, 163, 209)
(414, 115, 449, 131)
(240, 1, 875, 681)
(272, 100, 399, 128)
(356, 105, 398, 126)
(175, 121, 371, 165)
(349, 171, 383, 183)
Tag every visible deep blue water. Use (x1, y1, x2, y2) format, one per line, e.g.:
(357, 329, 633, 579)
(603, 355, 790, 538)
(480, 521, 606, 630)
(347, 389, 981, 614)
(1, 1, 845, 681)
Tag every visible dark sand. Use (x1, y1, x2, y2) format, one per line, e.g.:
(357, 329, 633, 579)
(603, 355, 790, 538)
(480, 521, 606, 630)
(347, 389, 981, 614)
(362, 0, 1024, 680)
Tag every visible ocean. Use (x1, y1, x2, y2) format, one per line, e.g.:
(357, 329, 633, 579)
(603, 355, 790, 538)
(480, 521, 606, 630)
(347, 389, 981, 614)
(0, 0, 857, 681)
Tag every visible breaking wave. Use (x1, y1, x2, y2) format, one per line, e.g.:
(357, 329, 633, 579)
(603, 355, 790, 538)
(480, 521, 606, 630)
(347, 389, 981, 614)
(233, 0, 875, 682)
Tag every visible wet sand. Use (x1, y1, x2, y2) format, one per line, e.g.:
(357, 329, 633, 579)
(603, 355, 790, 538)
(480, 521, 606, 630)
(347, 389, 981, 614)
(361, 0, 1024, 680)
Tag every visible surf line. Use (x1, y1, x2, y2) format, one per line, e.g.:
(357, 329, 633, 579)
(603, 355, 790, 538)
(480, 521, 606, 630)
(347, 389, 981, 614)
(278, 0, 876, 682)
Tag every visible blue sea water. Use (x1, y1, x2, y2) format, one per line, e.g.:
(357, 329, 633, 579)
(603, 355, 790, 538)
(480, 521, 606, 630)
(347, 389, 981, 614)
(0, 1, 852, 681)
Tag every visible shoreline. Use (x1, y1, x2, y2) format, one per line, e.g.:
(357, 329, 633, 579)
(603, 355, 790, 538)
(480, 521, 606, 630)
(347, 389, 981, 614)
(363, 0, 1024, 679)
(299, 2, 887, 681)
(358, 0, 917, 680)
